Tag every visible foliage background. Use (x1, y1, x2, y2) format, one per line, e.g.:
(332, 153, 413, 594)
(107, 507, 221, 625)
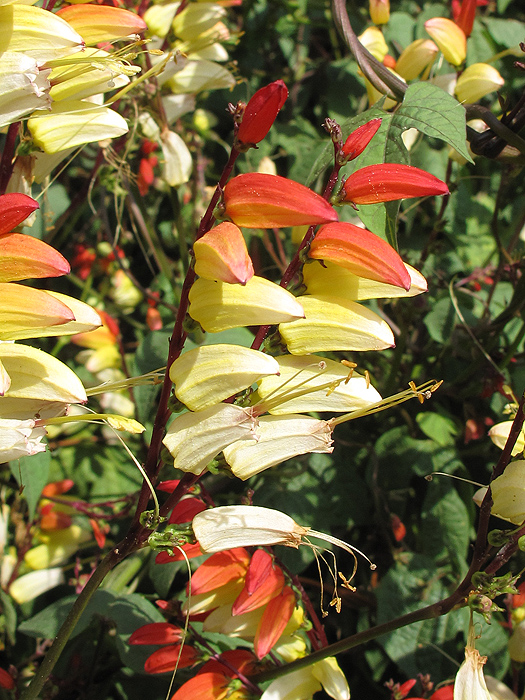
(3, 0, 525, 698)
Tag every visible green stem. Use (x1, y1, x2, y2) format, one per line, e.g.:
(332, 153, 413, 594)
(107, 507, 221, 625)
(249, 595, 464, 684)
(20, 550, 117, 700)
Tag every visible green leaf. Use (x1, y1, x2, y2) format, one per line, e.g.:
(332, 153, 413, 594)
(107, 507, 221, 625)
(19, 590, 118, 640)
(395, 83, 472, 162)
(0, 589, 17, 646)
(419, 480, 470, 570)
(416, 412, 459, 446)
(375, 553, 463, 678)
(9, 449, 50, 519)
(481, 18, 525, 50)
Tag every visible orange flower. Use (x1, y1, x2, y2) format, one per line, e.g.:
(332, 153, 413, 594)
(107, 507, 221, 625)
(341, 119, 382, 162)
(340, 164, 449, 205)
(309, 222, 411, 289)
(222, 174, 338, 228)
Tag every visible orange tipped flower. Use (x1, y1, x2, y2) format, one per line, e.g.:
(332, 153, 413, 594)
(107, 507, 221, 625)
(232, 550, 284, 616)
(144, 644, 199, 673)
(341, 119, 382, 162)
(236, 80, 288, 148)
(254, 585, 296, 659)
(0, 193, 39, 235)
(0, 233, 70, 282)
(424, 17, 466, 66)
(193, 222, 254, 284)
(222, 174, 338, 229)
(369, 0, 390, 25)
(309, 222, 411, 289)
(56, 5, 147, 44)
(341, 164, 449, 205)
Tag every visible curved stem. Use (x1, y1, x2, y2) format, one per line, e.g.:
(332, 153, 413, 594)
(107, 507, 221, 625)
(20, 551, 117, 700)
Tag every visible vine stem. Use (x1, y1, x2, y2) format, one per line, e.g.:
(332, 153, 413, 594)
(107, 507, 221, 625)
(248, 393, 525, 686)
(19, 146, 241, 699)
(19, 551, 116, 700)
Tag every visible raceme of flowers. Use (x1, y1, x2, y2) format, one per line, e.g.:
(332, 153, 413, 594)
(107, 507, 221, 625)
(162, 135, 446, 480)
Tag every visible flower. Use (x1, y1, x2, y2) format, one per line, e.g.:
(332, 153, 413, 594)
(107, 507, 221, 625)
(193, 222, 254, 285)
(279, 294, 395, 354)
(169, 344, 279, 412)
(236, 80, 288, 148)
(55, 5, 147, 45)
(488, 421, 524, 455)
(454, 63, 504, 104)
(160, 129, 193, 186)
(424, 18, 467, 66)
(341, 119, 382, 161)
(222, 174, 338, 228)
(260, 657, 350, 700)
(162, 403, 259, 475)
(303, 260, 427, 301)
(0, 418, 46, 463)
(192, 506, 311, 553)
(369, 0, 390, 25)
(395, 39, 439, 81)
(453, 645, 491, 700)
(340, 164, 449, 205)
(254, 355, 381, 415)
(223, 415, 334, 479)
(309, 221, 411, 289)
(9, 567, 65, 604)
(188, 276, 305, 332)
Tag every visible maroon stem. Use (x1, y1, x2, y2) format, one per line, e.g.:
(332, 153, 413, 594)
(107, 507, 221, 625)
(129, 147, 241, 528)
(0, 122, 20, 195)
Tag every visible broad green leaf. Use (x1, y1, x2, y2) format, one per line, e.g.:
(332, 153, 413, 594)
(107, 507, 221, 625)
(481, 18, 525, 50)
(419, 480, 470, 570)
(416, 411, 459, 446)
(19, 590, 117, 639)
(375, 553, 463, 678)
(395, 83, 471, 162)
(9, 449, 50, 519)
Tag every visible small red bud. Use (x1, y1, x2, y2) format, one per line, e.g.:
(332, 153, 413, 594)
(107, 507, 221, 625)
(0, 193, 39, 235)
(341, 118, 382, 161)
(236, 80, 288, 148)
(341, 164, 449, 205)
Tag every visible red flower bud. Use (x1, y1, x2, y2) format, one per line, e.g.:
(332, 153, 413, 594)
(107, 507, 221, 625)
(223, 173, 338, 228)
(0, 193, 39, 235)
(341, 164, 449, 205)
(236, 80, 288, 147)
(454, 0, 479, 36)
(129, 622, 183, 646)
(341, 118, 382, 161)
(309, 221, 411, 289)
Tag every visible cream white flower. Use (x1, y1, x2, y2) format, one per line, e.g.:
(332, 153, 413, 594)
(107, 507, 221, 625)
(163, 403, 258, 475)
(260, 657, 350, 700)
(0, 418, 46, 463)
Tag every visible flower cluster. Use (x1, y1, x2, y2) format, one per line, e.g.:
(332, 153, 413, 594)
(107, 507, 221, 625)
(359, 0, 504, 110)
